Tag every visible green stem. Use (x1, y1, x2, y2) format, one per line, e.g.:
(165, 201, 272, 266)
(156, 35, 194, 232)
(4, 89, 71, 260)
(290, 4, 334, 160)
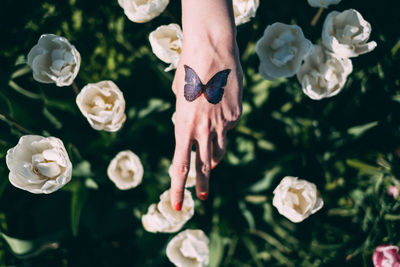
(0, 111, 34, 135)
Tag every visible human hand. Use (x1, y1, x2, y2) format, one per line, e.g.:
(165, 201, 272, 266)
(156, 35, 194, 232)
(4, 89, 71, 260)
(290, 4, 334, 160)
(170, 9, 243, 210)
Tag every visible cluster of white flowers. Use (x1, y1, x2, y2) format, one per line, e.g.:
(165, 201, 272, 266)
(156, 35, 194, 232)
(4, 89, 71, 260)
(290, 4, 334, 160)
(256, 8, 376, 100)
(142, 189, 194, 233)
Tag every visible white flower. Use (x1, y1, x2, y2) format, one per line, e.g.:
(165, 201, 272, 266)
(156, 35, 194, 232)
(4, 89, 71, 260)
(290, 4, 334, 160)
(6, 135, 72, 194)
(307, 0, 341, 8)
(149, 23, 182, 72)
(272, 176, 323, 223)
(297, 44, 353, 100)
(27, 34, 81, 87)
(118, 0, 169, 23)
(76, 80, 126, 132)
(142, 189, 194, 233)
(166, 229, 209, 267)
(233, 0, 259, 26)
(256, 23, 312, 80)
(169, 151, 196, 188)
(107, 150, 143, 190)
(171, 112, 176, 124)
(322, 9, 377, 58)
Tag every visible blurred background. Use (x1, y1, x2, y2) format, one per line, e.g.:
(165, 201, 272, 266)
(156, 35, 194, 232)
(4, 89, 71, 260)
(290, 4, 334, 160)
(0, 0, 400, 266)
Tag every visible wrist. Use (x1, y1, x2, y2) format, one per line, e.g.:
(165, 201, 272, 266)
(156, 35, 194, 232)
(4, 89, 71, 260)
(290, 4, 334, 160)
(181, 0, 236, 47)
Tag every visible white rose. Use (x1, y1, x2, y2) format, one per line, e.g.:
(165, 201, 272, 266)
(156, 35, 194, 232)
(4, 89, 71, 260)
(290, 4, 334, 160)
(142, 189, 194, 233)
(118, 0, 169, 23)
(27, 34, 81, 87)
(168, 151, 196, 188)
(76, 80, 126, 132)
(6, 135, 72, 194)
(297, 44, 353, 100)
(272, 176, 323, 223)
(166, 229, 209, 267)
(256, 23, 312, 80)
(233, 0, 259, 26)
(307, 0, 341, 8)
(107, 150, 143, 190)
(322, 9, 377, 58)
(149, 23, 182, 72)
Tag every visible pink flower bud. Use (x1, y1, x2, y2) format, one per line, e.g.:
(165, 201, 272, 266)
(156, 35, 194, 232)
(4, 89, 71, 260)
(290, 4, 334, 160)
(372, 245, 400, 267)
(388, 186, 400, 199)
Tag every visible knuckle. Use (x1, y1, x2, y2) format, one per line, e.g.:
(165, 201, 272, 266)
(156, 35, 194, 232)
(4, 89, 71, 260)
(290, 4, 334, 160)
(226, 107, 242, 123)
(201, 164, 211, 175)
(173, 162, 190, 176)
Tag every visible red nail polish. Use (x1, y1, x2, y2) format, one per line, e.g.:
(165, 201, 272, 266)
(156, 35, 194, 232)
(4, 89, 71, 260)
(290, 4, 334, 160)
(199, 192, 208, 200)
(174, 201, 182, 211)
(211, 163, 217, 170)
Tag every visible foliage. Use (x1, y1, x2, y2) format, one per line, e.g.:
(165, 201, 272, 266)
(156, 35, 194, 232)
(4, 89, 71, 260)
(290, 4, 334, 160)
(0, 0, 400, 266)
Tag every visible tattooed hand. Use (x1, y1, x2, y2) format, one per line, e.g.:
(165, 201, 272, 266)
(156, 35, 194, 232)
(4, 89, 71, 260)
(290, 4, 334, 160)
(170, 0, 243, 210)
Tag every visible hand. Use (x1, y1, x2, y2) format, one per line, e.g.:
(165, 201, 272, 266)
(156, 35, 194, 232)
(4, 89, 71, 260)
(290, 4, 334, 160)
(170, 23, 243, 210)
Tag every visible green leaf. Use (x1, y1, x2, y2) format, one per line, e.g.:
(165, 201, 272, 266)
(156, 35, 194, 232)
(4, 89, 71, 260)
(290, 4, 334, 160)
(0, 232, 34, 255)
(248, 166, 281, 193)
(8, 80, 42, 99)
(72, 161, 93, 177)
(347, 121, 378, 137)
(239, 201, 255, 230)
(346, 159, 381, 174)
(137, 98, 171, 119)
(71, 187, 88, 237)
(43, 107, 62, 129)
(0, 231, 60, 259)
(209, 231, 224, 267)
(10, 66, 31, 79)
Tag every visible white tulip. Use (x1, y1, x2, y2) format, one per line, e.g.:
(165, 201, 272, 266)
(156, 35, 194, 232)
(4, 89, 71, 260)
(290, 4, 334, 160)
(76, 80, 126, 132)
(256, 23, 312, 80)
(107, 150, 143, 190)
(169, 151, 196, 188)
(149, 23, 182, 72)
(233, 0, 259, 26)
(158, 189, 194, 224)
(141, 204, 186, 233)
(272, 176, 323, 223)
(27, 34, 80, 87)
(142, 189, 194, 233)
(166, 229, 209, 267)
(307, 0, 341, 8)
(322, 9, 377, 58)
(6, 135, 72, 194)
(118, 0, 169, 23)
(297, 44, 353, 100)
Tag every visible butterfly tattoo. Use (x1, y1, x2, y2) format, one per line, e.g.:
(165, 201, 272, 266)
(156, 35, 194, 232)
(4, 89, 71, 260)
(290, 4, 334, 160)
(183, 65, 231, 104)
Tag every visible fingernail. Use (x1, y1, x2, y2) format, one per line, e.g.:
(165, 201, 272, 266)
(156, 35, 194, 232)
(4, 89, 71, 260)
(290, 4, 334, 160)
(211, 163, 217, 170)
(199, 192, 208, 200)
(174, 201, 182, 211)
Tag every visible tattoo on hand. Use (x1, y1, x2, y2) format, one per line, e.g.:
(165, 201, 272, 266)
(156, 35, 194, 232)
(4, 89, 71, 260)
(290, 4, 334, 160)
(183, 65, 231, 104)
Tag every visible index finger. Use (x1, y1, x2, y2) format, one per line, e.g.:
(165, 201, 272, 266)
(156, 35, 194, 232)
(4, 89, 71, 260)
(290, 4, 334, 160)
(170, 135, 192, 211)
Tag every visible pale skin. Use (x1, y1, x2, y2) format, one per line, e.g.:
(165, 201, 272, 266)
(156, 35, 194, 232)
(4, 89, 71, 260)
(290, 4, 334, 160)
(170, 0, 243, 210)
